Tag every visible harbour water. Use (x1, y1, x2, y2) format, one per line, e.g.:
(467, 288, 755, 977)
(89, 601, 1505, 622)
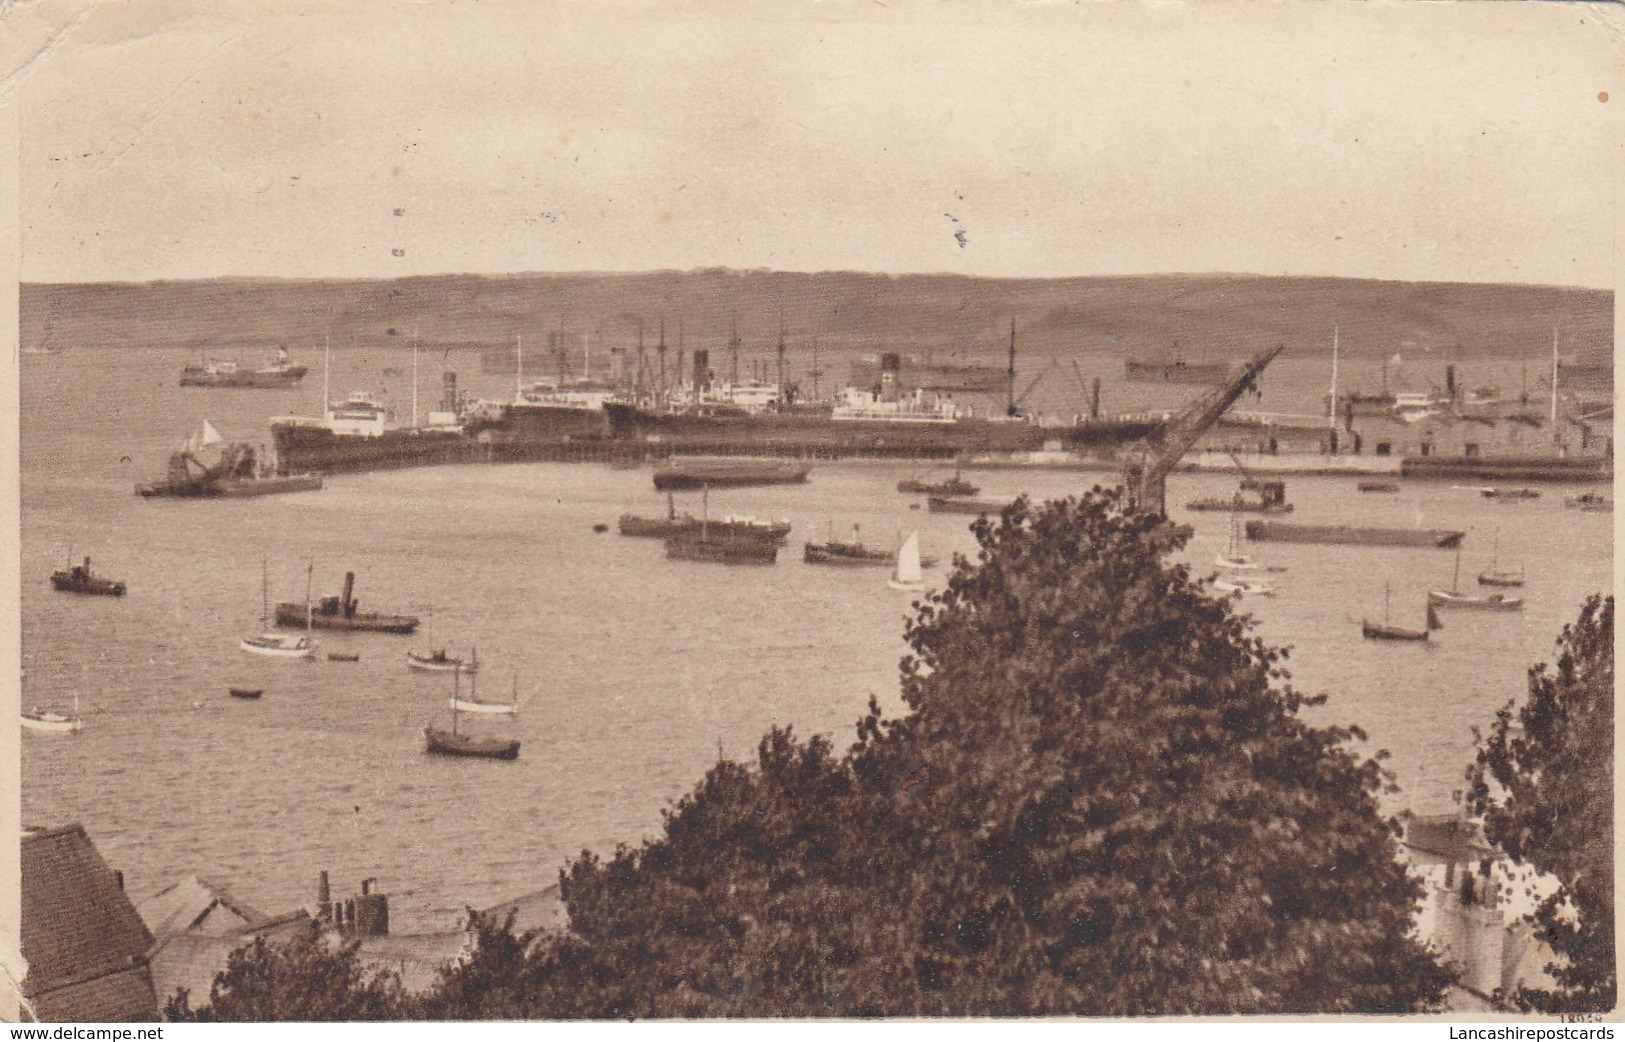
(21, 347, 1612, 935)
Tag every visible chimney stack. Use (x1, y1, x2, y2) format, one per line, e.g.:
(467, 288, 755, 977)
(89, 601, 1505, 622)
(692, 349, 710, 393)
(879, 353, 901, 403)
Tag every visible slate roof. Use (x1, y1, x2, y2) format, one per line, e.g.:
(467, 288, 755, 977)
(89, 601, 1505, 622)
(21, 824, 156, 1022)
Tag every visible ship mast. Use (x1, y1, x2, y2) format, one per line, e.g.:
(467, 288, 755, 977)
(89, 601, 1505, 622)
(322, 336, 331, 419)
(584, 330, 592, 382)
(1007, 317, 1018, 417)
(636, 321, 647, 399)
(411, 330, 419, 428)
(515, 333, 523, 400)
(776, 315, 787, 398)
(657, 317, 668, 400)
(1328, 326, 1339, 430)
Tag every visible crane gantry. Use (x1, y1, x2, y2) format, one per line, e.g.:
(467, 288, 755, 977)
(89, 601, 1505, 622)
(1118, 344, 1284, 518)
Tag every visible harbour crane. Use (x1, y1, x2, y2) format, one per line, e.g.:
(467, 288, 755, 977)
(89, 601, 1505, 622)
(1119, 344, 1284, 517)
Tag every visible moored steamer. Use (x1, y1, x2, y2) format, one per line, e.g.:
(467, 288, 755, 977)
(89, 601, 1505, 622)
(276, 571, 420, 634)
(181, 348, 307, 389)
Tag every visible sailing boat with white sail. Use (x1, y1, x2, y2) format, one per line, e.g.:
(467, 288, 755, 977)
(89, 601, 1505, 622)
(887, 530, 926, 591)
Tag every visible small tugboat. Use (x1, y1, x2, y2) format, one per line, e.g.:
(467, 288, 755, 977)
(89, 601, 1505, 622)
(1357, 481, 1400, 494)
(1480, 487, 1541, 501)
(228, 687, 263, 700)
(408, 648, 479, 674)
(50, 557, 126, 597)
(897, 471, 979, 496)
(276, 571, 419, 634)
(327, 652, 361, 663)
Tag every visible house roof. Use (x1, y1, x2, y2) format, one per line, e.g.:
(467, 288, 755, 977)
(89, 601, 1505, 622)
(1403, 813, 1496, 865)
(478, 884, 566, 936)
(139, 876, 267, 941)
(21, 824, 155, 1004)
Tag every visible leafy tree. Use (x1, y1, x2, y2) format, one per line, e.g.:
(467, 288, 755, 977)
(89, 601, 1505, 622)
(1468, 594, 1614, 1014)
(163, 920, 406, 1022)
(433, 489, 1449, 1016)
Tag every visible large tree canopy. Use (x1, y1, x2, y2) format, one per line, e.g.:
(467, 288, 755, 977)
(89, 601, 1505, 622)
(1469, 593, 1614, 1014)
(424, 489, 1448, 1017)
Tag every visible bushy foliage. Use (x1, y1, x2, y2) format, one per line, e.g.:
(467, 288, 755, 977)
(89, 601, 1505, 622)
(435, 489, 1448, 1016)
(1469, 594, 1614, 1014)
(163, 920, 406, 1021)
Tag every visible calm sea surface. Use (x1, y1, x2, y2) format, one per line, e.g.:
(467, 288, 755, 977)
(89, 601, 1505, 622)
(21, 348, 1613, 934)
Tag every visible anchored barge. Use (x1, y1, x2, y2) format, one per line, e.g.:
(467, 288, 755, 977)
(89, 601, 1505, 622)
(652, 457, 812, 491)
(927, 495, 1015, 516)
(1244, 521, 1465, 549)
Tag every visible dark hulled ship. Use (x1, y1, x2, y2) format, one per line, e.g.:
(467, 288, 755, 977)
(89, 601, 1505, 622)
(275, 571, 420, 634)
(270, 377, 487, 475)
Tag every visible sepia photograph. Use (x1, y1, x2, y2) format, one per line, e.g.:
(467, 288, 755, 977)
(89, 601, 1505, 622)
(3, 0, 1616, 1024)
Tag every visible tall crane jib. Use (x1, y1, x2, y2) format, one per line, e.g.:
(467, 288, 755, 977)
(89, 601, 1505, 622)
(1120, 344, 1284, 518)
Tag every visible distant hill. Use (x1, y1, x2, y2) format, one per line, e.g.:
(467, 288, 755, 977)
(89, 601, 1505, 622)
(21, 271, 1612, 376)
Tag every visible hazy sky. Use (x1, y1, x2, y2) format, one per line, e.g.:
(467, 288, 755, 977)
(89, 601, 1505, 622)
(5, 0, 1620, 286)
